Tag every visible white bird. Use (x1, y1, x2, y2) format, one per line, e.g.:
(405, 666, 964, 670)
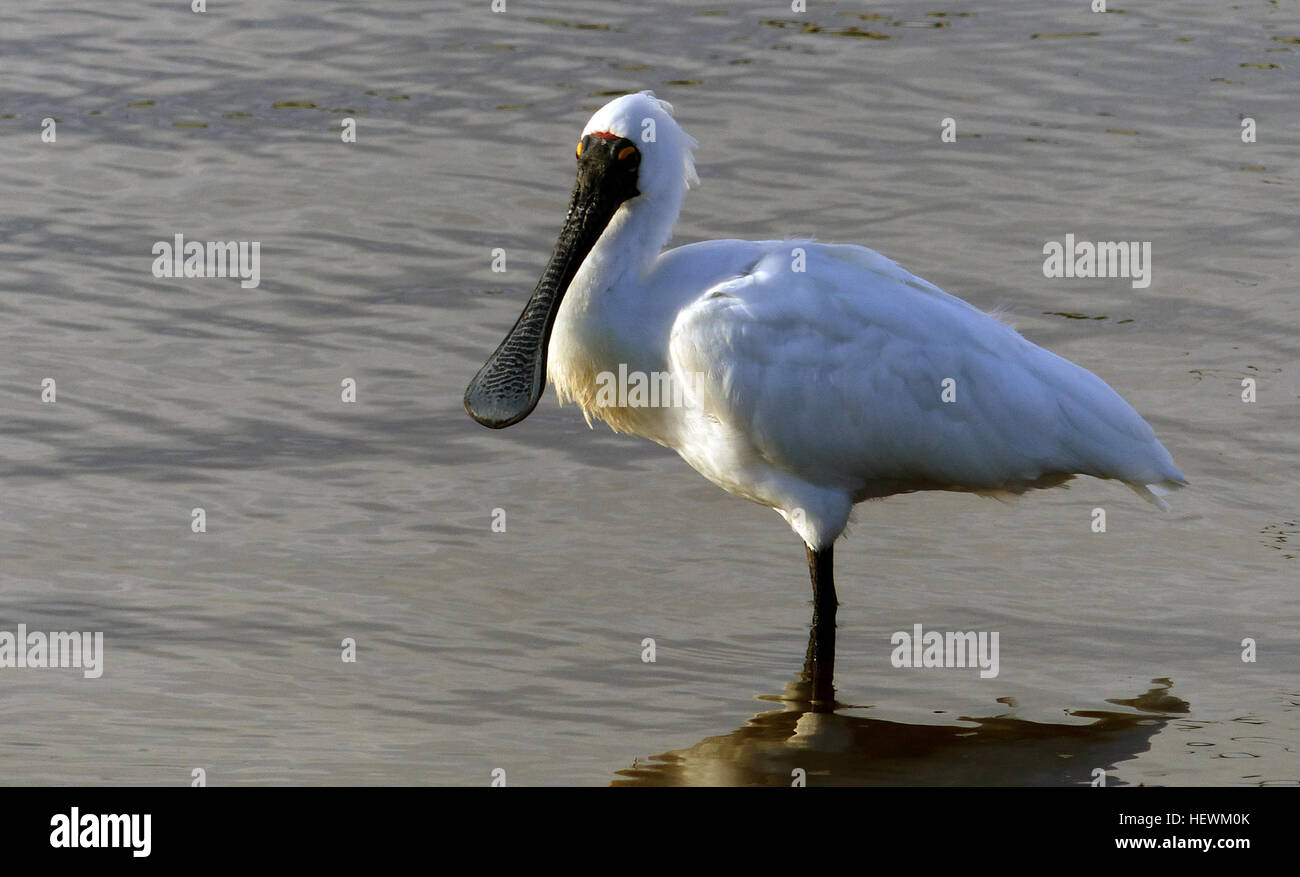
(465, 91, 1185, 702)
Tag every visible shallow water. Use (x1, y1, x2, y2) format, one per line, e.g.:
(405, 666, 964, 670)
(0, 0, 1296, 786)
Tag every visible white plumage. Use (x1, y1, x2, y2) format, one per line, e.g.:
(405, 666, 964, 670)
(542, 92, 1185, 550)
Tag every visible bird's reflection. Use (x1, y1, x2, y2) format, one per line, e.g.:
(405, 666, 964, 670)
(613, 626, 1188, 786)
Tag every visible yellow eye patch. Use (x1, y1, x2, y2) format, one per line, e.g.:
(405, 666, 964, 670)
(576, 141, 583, 157)
(617, 145, 636, 161)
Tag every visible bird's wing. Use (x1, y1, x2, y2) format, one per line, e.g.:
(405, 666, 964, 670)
(668, 241, 1185, 504)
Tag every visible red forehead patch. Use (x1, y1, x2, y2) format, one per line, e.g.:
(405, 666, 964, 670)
(588, 131, 620, 140)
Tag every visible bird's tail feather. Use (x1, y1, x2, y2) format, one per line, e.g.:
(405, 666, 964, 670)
(1129, 477, 1187, 512)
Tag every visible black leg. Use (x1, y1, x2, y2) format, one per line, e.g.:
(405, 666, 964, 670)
(804, 542, 837, 711)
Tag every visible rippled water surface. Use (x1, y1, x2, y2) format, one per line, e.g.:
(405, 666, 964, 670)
(1, 0, 1296, 785)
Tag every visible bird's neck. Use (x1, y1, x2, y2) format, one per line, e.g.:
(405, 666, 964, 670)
(585, 184, 683, 282)
(548, 190, 685, 441)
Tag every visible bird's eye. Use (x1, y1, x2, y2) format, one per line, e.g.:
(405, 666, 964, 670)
(617, 145, 636, 161)
(576, 141, 583, 158)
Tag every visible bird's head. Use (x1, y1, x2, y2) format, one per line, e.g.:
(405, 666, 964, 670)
(463, 91, 697, 430)
(576, 91, 698, 206)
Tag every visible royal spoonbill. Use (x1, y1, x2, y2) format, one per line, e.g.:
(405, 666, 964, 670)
(464, 92, 1185, 703)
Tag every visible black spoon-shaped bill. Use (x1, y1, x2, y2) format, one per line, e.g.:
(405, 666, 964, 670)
(464, 133, 641, 429)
